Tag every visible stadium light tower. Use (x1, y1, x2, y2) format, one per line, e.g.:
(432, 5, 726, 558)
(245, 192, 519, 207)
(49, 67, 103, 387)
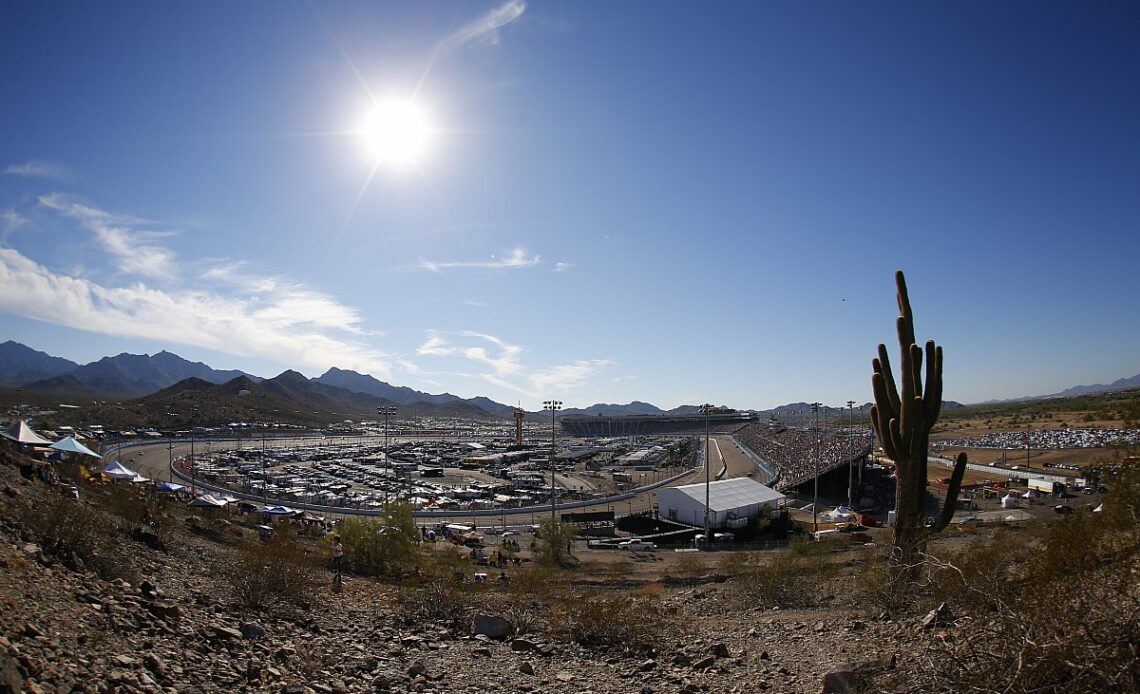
(847, 399, 857, 509)
(543, 400, 562, 518)
(700, 403, 714, 547)
(378, 406, 398, 508)
(811, 402, 822, 532)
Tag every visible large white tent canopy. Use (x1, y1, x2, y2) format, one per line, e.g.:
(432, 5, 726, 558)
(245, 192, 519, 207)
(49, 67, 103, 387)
(1, 420, 53, 446)
(657, 477, 785, 528)
(101, 460, 139, 480)
(50, 436, 101, 459)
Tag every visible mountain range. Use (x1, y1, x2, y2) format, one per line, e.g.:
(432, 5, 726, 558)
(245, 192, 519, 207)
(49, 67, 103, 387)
(1, 340, 1136, 423)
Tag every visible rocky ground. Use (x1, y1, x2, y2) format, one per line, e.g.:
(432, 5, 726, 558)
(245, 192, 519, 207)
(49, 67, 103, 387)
(0, 460, 939, 694)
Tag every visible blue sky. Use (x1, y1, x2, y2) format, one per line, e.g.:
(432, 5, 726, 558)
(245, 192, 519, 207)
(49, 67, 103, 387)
(1, 1, 1138, 410)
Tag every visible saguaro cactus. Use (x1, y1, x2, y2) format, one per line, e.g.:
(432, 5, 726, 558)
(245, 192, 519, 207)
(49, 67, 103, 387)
(871, 271, 967, 566)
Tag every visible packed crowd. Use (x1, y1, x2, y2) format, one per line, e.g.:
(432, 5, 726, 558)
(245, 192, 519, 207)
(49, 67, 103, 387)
(735, 424, 872, 490)
(940, 428, 1140, 450)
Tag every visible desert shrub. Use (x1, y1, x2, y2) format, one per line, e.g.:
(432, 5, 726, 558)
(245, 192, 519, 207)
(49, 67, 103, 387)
(546, 589, 670, 651)
(224, 523, 315, 609)
(331, 504, 421, 577)
(673, 552, 709, 578)
(107, 485, 173, 547)
(535, 517, 579, 566)
(396, 578, 473, 628)
(12, 492, 139, 581)
(732, 546, 839, 609)
(503, 564, 557, 634)
(877, 465, 1140, 693)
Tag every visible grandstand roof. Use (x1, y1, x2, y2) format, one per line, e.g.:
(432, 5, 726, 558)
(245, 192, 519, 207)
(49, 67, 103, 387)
(667, 477, 784, 512)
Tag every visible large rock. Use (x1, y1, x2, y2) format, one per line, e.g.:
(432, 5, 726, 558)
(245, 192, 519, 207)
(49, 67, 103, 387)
(821, 662, 856, 694)
(0, 652, 22, 694)
(472, 614, 514, 640)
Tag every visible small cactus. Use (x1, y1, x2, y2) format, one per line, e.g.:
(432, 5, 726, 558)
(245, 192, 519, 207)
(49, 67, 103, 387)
(871, 271, 967, 565)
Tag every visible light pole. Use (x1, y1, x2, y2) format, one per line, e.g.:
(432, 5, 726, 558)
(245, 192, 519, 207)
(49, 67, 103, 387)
(847, 400, 856, 509)
(543, 400, 562, 518)
(378, 406, 398, 509)
(811, 402, 821, 532)
(700, 403, 714, 547)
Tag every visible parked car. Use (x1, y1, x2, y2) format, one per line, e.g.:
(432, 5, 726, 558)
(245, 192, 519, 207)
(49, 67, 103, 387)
(618, 539, 656, 551)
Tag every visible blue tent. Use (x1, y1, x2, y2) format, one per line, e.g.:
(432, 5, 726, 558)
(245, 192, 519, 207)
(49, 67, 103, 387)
(156, 481, 185, 494)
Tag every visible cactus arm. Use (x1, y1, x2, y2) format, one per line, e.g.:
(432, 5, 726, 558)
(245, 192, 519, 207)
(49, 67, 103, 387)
(876, 344, 901, 416)
(932, 452, 969, 532)
(924, 342, 943, 426)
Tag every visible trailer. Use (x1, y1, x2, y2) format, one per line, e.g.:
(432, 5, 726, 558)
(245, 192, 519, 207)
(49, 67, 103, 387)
(1027, 478, 1062, 495)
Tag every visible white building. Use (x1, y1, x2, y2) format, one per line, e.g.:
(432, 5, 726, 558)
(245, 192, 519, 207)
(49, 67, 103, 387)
(656, 477, 785, 528)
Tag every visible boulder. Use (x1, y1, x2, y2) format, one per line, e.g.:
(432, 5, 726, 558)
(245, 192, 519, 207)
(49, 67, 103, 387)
(472, 614, 514, 640)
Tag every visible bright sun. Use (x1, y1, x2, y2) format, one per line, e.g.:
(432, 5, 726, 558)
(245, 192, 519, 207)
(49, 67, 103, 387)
(361, 99, 433, 170)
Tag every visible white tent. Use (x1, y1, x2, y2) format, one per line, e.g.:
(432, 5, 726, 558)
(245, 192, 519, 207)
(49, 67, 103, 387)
(1001, 493, 1018, 509)
(821, 506, 858, 523)
(657, 477, 785, 528)
(102, 460, 139, 480)
(189, 494, 228, 508)
(1, 420, 53, 446)
(49, 436, 101, 459)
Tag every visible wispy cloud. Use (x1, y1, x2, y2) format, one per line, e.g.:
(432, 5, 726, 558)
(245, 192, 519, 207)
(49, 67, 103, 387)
(2, 197, 400, 378)
(440, 0, 526, 53)
(553, 262, 573, 272)
(3, 159, 73, 181)
(415, 330, 613, 399)
(39, 194, 176, 280)
(419, 247, 540, 273)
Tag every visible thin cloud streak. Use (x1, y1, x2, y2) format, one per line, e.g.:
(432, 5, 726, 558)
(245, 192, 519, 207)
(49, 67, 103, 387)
(439, 0, 526, 53)
(419, 247, 540, 272)
(3, 159, 73, 181)
(415, 329, 613, 400)
(39, 194, 176, 280)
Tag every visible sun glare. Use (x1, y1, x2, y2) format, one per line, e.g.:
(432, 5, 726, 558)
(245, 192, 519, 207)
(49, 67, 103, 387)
(361, 99, 433, 169)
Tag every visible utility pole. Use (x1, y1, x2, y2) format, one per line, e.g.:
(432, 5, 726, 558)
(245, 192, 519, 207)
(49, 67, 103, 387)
(379, 406, 398, 509)
(543, 400, 562, 518)
(847, 400, 856, 508)
(700, 403, 714, 547)
(811, 402, 821, 532)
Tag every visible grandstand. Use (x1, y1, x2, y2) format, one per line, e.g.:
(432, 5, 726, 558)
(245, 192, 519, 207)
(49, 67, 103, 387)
(733, 422, 872, 491)
(560, 410, 757, 438)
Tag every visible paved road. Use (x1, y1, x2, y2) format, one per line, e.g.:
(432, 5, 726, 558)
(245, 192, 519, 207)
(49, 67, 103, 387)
(111, 433, 765, 518)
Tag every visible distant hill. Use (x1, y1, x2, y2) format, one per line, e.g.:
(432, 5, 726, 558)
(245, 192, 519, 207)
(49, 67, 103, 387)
(21, 349, 253, 398)
(315, 367, 515, 417)
(0, 341, 79, 386)
(559, 401, 664, 417)
(1047, 373, 1140, 399)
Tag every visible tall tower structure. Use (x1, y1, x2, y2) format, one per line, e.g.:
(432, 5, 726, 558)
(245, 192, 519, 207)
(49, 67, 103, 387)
(513, 407, 526, 446)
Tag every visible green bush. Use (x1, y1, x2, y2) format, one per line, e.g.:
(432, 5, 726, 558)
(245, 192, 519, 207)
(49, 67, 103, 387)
(535, 517, 579, 566)
(331, 504, 421, 577)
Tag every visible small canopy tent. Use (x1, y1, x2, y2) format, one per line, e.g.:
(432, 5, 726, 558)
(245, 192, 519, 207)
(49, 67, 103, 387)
(156, 481, 185, 494)
(189, 494, 228, 508)
(49, 436, 101, 459)
(101, 461, 140, 480)
(260, 505, 298, 516)
(821, 506, 858, 524)
(1, 420, 53, 446)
